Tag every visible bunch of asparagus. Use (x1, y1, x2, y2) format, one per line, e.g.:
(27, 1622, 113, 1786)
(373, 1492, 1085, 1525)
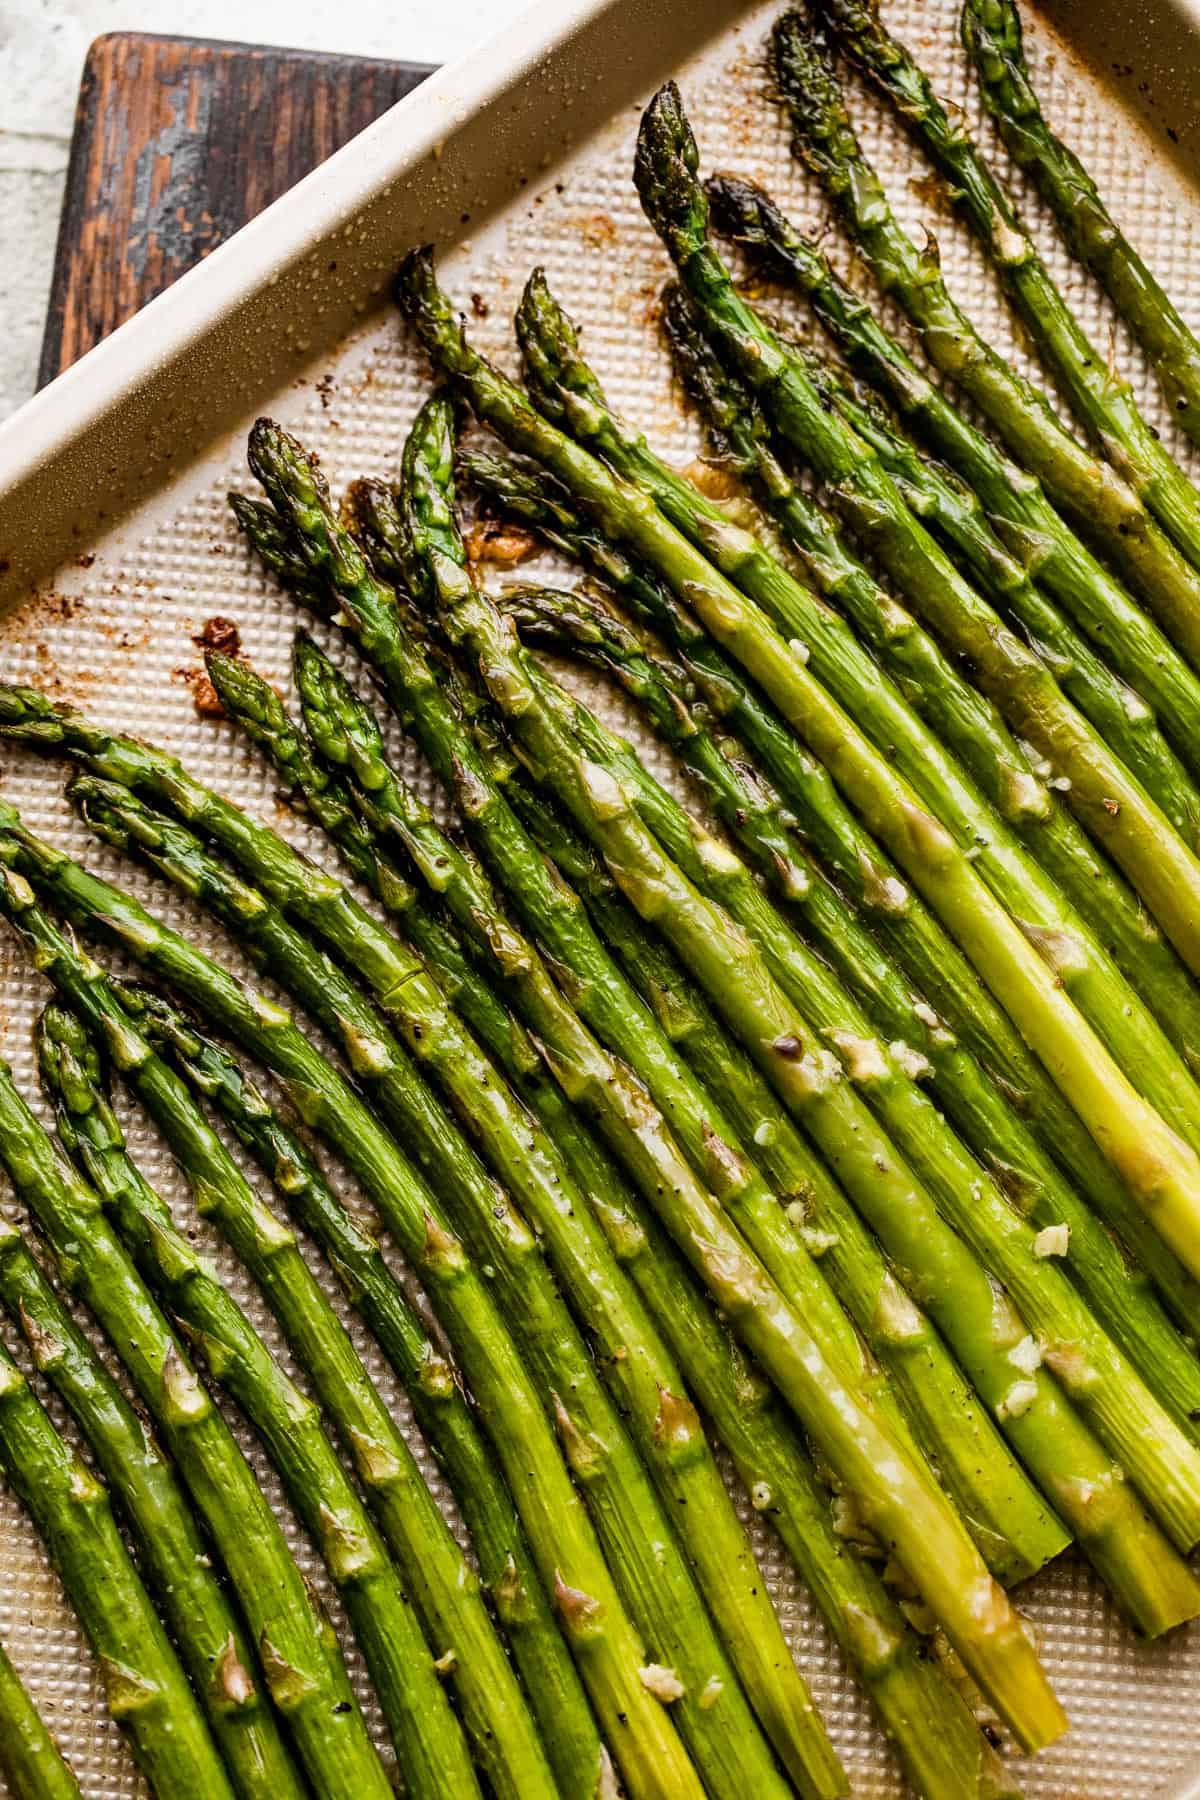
(4, 3, 1200, 1795)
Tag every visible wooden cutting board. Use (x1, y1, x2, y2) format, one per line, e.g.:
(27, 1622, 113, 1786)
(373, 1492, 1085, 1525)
(38, 33, 432, 386)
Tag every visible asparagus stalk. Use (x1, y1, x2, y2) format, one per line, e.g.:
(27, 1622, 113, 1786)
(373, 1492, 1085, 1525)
(0, 1636, 82, 1800)
(655, 290, 1200, 1339)
(769, 10, 1200, 671)
(0, 1220, 304, 1800)
(0, 1238, 236, 1799)
(0, 955, 383, 1800)
(298, 614, 1200, 1633)
(36, 997, 531, 1800)
(217, 587, 1059, 1594)
(818, 0, 1200, 583)
(705, 175, 1200, 810)
(32, 871, 734, 1800)
(404, 413, 1200, 1587)
(963, 0, 1200, 449)
(0, 811, 710, 1800)
(400, 394, 1072, 1745)
(117, 982, 604, 1799)
(66, 771, 828, 1800)
(242, 414, 1062, 1740)
(791, 340, 1200, 841)
(284, 628, 1063, 1583)
(242, 469, 885, 1405)
(516, 268, 1200, 1104)
(395, 247, 1200, 1287)
(504, 578, 1200, 1429)
(641, 93, 1200, 979)
(129, 959, 1015, 1800)
(441, 403, 1200, 1535)
(238, 433, 1060, 1587)
(208, 638, 1044, 1555)
(29, 997, 479, 1800)
(506, 582, 1200, 1545)
(460, 441, 1200, 1344)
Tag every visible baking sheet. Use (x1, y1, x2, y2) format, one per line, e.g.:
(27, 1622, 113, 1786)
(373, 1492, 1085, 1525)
(2, 1, 1200, 1792)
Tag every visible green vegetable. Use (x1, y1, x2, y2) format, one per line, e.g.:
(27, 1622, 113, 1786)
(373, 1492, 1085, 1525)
(288, 621, 1060, 1590)
(239, 388, 1064, 1741)
(409, 406, 1200, 1611)
(394, 238, 1200, 1290)
(398, 392, 1068, 1748)
(516, 258, 1200, 1117)
(67, 764, 835, 1800)
(503, 575, 1200, 1447)
(0, 1637, 82, 1800)
(0, 1186, 237, 1797)
(206, 663, 1016, 1800)
(35, 998, 509, 1800)
(460, 435, 1200, 1346)
(963, 0, 1200, 451)
(0, 803, 709, 1800)
(769, 8, 1200, 671)
(705, 169, 1200, 812)
(641, 82, 1200, 981)
(789, 324, 1200, 840)
(120, 981, 604, 1800)
(818, 0, 1200, 582)
(0, 924, 381, 1800)
(0, 1213, 303, 1800)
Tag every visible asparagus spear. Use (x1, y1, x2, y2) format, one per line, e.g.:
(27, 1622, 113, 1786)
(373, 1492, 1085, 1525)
(459, 441, 1200, 1344)
(509, 580, 1200, 1527)
(220, 581, 1061, 1598)
(963, 0, 1200, 449)
(407, 407, 1200, 1580)
(0, 1636, 82, 1800)
(36, 997, 527, 1800)
(0, 811, 710, 1800)
(642, 94, 1200, 978)
(654, 288, 1200, 1341)
(300, 612, 1200, 1632)
(741, 295, 1200, 842)
(118, 981, 604, 1799)
(285, 628, 1062, 1577)
(0, 1220, 304, 1800)
(503, 577, 1200, 1430)
(29, 994, 478, 1800)
(242, 416, 1063, 1740)
(239, 472, 888, 1415)
(66, 771, 829, 1800)
(30, 885, 734, 1800)
(515, 268, 1200, 1104)
(769, 11, 1200, 671)
(819, 0, 1200, 583)
(208, 642, 1056, 1572)
(404, 395, 1073, 1743)
(789, 338, 1200, 840)
(130, 970, 1015, 1800)
(0, 958, 384, 1800)
(705, 174, 1200, 809)
(395, 248, 1200, 1286)
(238, 433, 1060, 1586)
(0, 1236, 237, 1798)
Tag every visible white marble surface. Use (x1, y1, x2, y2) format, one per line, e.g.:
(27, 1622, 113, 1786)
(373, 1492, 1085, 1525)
(0, 0, 529, 420)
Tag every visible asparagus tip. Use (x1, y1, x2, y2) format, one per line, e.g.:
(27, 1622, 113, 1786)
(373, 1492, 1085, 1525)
(705, 171, 787, 254)
(770, 8, 848, 130)
(393, 245, 443, 326)
(633, 82, 706, 245)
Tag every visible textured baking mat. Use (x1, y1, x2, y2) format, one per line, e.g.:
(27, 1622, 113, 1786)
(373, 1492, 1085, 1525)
(2, 2, 1200, 1794)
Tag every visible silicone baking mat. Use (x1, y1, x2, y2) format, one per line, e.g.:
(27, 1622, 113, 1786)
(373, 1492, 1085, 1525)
(2, 2, 1198, 1792)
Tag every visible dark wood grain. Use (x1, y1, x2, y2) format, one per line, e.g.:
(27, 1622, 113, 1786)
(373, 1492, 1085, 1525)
(38, 33, 431, 385)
